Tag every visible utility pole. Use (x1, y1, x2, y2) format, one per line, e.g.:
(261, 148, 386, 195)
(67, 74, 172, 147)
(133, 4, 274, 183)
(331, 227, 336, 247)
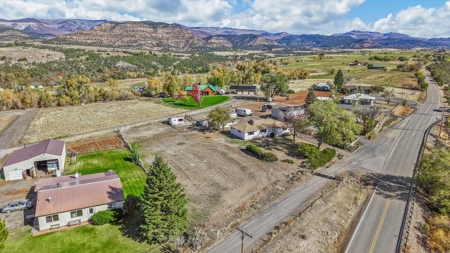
(439, 109, 445, 137)
(236, 227, 253, 253)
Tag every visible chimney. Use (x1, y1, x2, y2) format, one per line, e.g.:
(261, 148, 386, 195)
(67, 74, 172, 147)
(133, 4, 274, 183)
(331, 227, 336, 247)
(48, 197, 52, 203)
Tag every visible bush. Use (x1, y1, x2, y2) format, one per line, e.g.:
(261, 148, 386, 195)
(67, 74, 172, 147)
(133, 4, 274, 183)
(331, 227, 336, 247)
(281, 159, 294, 164)
(270, 132, 276, 138)
(262, 152, 278, 162)
(246, 144, 278, 162)
(92, 210, 117, 225)
(297, 144, 336, 170)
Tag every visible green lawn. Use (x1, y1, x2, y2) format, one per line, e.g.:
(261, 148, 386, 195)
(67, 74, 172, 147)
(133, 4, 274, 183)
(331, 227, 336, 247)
(66, 148, 146, 196)
(162, 95, 229, 109)
(4, 225, 155, 253)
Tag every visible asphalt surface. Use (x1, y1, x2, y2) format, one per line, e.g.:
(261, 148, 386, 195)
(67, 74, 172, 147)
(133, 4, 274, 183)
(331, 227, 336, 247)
(0, 109, 37, 149)
(345, 69, 441, 253)
(206, 71, 441, 253)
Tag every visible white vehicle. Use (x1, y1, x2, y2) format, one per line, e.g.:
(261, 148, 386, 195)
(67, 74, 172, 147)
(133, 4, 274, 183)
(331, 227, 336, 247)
(229, 113, 238, 119)
(236, 108, 252, 116)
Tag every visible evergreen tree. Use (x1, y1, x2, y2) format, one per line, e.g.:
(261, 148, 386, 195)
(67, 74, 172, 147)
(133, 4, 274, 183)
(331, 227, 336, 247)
(140, 156, 188, 244)
(0, 217, 8, 251)
(334, 70, 344, 89)
(305, 88, 317, 108)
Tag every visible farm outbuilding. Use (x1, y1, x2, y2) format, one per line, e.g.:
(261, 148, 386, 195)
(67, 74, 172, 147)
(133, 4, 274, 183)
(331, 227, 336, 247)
(229, 85, 258, 95)
(2, 139, 66, 181)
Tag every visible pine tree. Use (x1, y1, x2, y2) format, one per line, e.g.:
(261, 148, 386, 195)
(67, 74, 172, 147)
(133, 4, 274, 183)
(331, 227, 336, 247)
(140, 156, 188, 244)
(334, 70, 344, 89)
(0, 217, 8, 251)
(305, 88, 317, 108)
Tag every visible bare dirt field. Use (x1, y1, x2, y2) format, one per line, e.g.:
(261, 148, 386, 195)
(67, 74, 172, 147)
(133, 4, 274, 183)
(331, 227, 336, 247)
(273, 90, 332, 105)
(21, 99, 187, 144)
(122, 124, 304, 243)
(393, 105, 415, 117)
(0, 47, 64, 63)
(256, 174, 372, 253)
(66, 136, 124, 154)
(392, 88, 424, 103)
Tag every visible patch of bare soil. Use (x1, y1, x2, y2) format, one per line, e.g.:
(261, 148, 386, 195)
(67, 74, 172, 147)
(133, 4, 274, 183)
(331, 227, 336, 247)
(123, 124, 306, 245)
(406, 189, 431, 253)
(66, 136, 124, 154)
(256, 175, 372, 253)
(272, 90, 332, 105)
(394, 105, 415, 116)
(21, 99, 187, 144)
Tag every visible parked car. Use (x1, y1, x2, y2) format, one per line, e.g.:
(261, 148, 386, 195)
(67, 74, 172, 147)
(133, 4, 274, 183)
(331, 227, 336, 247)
(1, 201, 33, 213)
(236, 108, 252, 116)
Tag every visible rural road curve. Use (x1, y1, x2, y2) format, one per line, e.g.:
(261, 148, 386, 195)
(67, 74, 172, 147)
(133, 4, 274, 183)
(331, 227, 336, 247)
(345, 69, 440, 253)
(205, 85, 439, 252)
(0, 109, 37, 149)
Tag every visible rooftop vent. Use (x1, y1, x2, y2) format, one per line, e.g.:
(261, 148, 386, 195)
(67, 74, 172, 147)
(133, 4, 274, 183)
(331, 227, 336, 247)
(74, 171, 79, 178)
(47, 197, 52, 203)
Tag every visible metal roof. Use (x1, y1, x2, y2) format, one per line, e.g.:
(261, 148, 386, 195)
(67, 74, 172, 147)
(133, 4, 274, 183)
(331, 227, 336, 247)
(35, 171, 124, 217)
(4, 140, 65, 167)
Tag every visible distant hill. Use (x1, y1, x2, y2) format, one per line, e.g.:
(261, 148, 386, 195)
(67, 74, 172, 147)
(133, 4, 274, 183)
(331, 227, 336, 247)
(205, 34, 280, 49)
(0, 28, 34, 41)
(51, 21, 210, 51)
(182, 26, 291, 40)
(0, 18, 105, 37)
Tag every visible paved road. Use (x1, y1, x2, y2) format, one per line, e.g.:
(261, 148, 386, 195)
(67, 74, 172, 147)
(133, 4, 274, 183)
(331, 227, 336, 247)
(345, 69, 441, 253)
(205, 72, 440, 253)
(205, 96, 433, 252)
(0, 109, 37, 149)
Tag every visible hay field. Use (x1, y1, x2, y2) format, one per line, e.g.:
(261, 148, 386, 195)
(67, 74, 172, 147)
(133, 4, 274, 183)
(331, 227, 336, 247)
(0, 47, 64, 63)
(21, 100, 187, 144)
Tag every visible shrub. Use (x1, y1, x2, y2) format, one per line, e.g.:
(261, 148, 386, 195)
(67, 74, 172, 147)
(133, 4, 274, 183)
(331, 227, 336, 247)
(270, 132, 276, 138)
(281, 159, 294, 164)
(246, 144, 278, 162)
(262, 152, 278, 162)
(297, 144, 336, 170)
(298, 143, 319, 159)
(92, 210, 117, 225)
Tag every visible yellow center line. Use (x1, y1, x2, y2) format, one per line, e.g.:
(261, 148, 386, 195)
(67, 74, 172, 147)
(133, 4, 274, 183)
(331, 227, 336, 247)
(369, 197, 392, 253)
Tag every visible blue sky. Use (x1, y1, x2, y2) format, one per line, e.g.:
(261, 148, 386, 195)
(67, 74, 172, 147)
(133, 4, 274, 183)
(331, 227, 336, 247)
(2, 0, 450, 37)
(345, 0, 448, 24)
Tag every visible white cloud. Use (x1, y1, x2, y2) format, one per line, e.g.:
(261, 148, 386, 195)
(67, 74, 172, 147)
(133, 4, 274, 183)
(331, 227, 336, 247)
(2, 0, 450, 38)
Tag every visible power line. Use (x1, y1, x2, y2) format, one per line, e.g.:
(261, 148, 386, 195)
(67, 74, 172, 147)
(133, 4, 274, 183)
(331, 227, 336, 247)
(236, 227, 253, 253)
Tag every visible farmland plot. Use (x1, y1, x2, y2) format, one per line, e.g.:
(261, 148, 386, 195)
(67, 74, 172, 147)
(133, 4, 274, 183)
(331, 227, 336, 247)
(21, 99, 187, 144)
(124, 125, 290, 239)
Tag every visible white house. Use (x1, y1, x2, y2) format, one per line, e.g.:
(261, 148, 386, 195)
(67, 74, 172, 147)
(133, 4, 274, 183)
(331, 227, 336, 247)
(230, 118, 289, 140)
(271, 106, 305, 121)
(34, 171, 124, 232)
(342, 93, 375, 105)
(168, 117, 185, 126)
(2, 139, 66, 181)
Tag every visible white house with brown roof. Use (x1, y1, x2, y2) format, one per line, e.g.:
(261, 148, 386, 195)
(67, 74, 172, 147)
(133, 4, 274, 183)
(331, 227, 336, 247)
(230, 118, 289, 140)
(34, 171, 124, 232)
(2, 139, 66, 181)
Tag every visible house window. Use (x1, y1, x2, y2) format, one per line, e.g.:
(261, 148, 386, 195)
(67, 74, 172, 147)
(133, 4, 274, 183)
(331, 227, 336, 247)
(46, 214, 59, 223)
(248, 132, 254, 135)
(89, 208, 94, 214)
(261, 129, 267, 133)
(108, 202, 117, 209)
(70, 210, 83, 218)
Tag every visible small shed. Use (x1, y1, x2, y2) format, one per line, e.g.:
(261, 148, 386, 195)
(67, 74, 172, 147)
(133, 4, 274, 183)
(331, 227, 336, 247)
(168, 117, 185, 126)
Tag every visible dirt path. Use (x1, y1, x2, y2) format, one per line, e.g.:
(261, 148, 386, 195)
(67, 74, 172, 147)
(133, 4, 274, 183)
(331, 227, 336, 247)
(0, 109, 37, 149)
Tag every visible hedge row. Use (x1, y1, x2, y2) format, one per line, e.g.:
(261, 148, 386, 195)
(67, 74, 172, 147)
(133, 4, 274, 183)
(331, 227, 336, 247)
(246, 144, 278, 162)
(92, 210, 117, 225)
(298, 143, 336, 169)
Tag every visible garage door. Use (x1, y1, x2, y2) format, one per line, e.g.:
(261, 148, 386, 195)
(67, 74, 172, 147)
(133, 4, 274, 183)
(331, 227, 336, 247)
(8, 170, 23, 180)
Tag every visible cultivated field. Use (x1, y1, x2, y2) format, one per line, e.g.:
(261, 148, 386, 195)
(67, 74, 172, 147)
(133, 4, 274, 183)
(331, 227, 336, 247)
(21, 99, 187, 144)
(123, 124, 295, 239)
(276, 52, 419, 88)
(0, 47, 64, 63)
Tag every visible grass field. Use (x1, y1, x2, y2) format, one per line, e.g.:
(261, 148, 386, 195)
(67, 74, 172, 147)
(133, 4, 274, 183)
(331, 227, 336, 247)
(275, 52, 420, 87)
(162, 95, 229, 109)
(65, 148, 146, 196)
(4, 224, 155, 253)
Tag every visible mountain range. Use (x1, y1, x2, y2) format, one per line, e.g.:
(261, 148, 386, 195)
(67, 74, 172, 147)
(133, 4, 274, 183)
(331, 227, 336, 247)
(1, 18, 450, 50)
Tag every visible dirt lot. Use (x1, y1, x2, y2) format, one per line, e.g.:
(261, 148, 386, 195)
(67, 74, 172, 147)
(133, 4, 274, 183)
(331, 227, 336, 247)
(66, 136, 124, 154)
(289, 79, 333, 91)
(0, 47, 64, 63)
(21, 99, 187, 144)
(273, 90, 332, 106)
(256, 174, 372, 253)
(393, 105, 415, 117)
(392, 88, 424, 103)
(122, 123, 303, 242)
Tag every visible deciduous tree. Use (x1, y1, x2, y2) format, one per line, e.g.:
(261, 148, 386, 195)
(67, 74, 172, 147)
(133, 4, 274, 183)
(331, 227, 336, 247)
(260, 74, 289, 98)
(140, 156, 188, 244)
(208, 107, 232, 131)
(307, 100, 362, 148)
